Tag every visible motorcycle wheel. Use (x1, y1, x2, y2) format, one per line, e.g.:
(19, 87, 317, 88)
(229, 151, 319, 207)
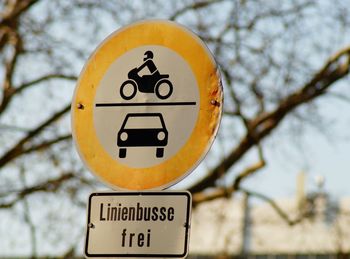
(155, 79, 173, 99)
(120, 80, 137, 100)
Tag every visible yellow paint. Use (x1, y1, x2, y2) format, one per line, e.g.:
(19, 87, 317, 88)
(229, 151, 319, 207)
(71, 20, 222, 190)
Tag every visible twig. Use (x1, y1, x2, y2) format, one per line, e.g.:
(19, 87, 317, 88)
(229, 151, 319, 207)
(169, 0, 223, 20)
(19, 167, 37, 258)
(0, 103, 71, 168)
(233, 145, 265, 190)
(189, 45, 350, 194)
(239, 187, 304, 226)
(192, 146, 266, 205)
(15, 74, 77, 95)
(0, 173, 75, 209)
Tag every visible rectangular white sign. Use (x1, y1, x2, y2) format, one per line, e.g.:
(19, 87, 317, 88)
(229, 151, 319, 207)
(84, 191, 192, 258)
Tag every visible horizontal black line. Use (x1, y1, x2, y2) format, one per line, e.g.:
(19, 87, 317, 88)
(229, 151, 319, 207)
(95, 102, 196, 107)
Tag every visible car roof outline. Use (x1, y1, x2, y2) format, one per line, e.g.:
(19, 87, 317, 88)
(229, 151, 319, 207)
(120, 113, 167, 130)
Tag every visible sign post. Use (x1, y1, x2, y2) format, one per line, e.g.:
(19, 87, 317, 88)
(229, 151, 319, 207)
(71, 19, 223, 258)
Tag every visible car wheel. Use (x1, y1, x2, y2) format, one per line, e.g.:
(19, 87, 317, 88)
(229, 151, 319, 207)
(120, 80, 137, 100)
(119, 148, 127, 158)
(155, 79, 173, 99)
(156, 148, 164, 158)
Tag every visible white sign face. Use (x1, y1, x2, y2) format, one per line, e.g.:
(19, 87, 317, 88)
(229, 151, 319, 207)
(84, 192, 192, 258)
(93, 46, 199, 168)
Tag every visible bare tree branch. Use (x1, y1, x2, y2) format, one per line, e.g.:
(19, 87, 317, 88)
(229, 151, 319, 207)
(192, 146, 265, 205)
(1, 71, 77, 116)
(0, 103, 71, 168)
(22, 134, 71, 155)
(0, 172, 75, 209)
(0, 0, 40, 51)
(169, 0, 224, 20)
(0, 0, 43, 116)
(232, 145, 265, 190)
(240, 187, 304, 226)
(0, 29, 22, 115)
(0, 0, 39, 26)
(14, 73, 77, 96)
(19, 167, 37, 258)
(190, 46, 350, 194)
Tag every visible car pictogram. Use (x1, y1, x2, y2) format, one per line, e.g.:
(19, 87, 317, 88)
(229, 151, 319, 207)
(117, 113, 168, 158)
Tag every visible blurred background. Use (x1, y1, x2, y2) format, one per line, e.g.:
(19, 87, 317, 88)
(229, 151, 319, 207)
(1, 0, 350, 258)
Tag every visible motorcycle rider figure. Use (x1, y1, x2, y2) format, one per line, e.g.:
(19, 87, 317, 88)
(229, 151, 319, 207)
(120, 50, 173, 100)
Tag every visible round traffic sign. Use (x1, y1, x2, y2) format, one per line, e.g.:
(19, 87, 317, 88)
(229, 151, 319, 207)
(71, 20, 223, 190)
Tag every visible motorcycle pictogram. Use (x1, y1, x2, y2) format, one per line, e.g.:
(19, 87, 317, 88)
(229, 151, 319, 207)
(120, 51, 173, 100)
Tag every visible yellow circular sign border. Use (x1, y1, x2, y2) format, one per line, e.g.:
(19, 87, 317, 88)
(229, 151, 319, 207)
(72, 20, 222, 190)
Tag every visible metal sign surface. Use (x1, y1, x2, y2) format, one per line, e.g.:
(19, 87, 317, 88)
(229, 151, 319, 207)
(71, 20, 223, 190)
